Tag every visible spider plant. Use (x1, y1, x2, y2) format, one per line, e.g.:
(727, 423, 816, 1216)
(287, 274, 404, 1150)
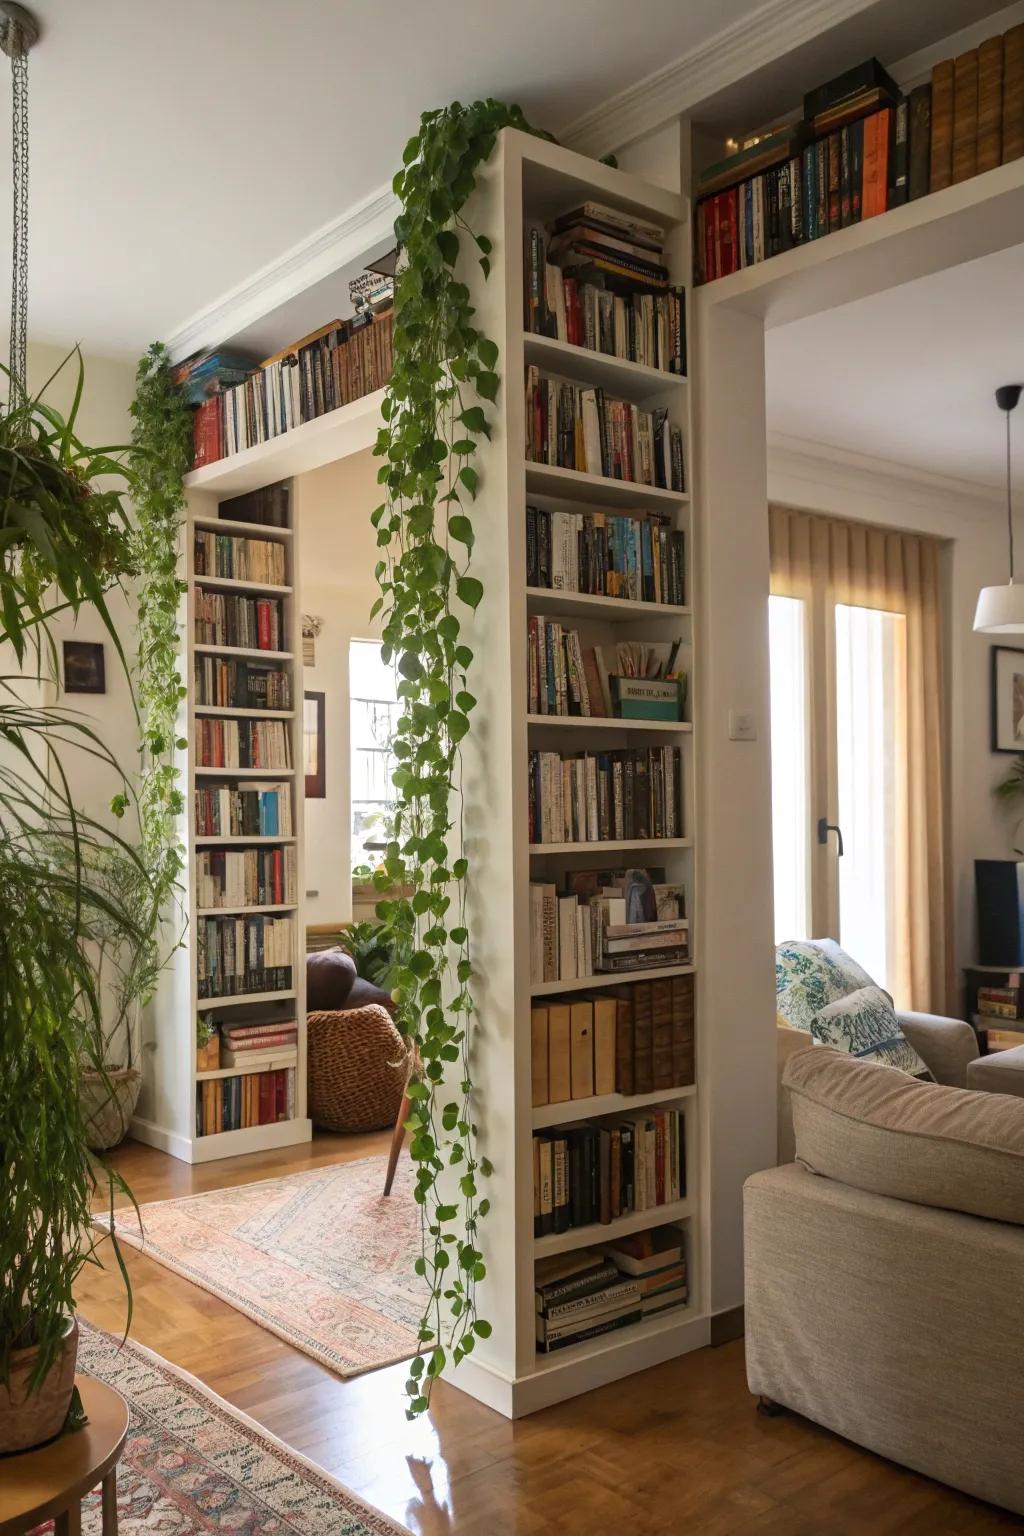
(0, 349, 148, 1405)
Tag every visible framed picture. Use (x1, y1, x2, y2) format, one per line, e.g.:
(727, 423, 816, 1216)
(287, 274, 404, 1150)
(991, 645, 1024, 752)
(62, 640, 105, 694)
(303, 690, 326, 798)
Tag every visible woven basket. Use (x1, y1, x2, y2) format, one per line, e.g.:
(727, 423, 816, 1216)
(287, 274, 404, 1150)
(79, 1066, 142, 1151)
(307, 1004, 410, 1133)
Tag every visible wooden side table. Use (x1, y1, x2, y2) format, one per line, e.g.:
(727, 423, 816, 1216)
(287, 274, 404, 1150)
(0, 1375, 128, 1535)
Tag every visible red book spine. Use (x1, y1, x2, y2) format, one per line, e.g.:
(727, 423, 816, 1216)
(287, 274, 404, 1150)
(257, 601, 271, 651)
(276, 1069, 287, 1120)
(863, 108, 891, 218)
(192, 399, 222, 469)
(259, 1072, 273, 1125)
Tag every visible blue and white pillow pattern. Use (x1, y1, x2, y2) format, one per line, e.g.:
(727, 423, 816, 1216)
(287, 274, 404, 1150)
(775, 938, 880, 1034)
(812, 984, 932, 1078)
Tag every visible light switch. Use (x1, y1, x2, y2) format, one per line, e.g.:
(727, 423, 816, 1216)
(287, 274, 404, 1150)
(729, 710, 757, 741)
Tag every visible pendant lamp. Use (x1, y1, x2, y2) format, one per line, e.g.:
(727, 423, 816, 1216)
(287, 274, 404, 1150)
(975, 384, 1024, 633)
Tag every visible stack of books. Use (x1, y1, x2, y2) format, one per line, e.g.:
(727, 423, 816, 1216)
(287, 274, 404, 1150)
(196, 914, 294, 999)
(194, 590, 284, 651)
(528, 622, 685, 720)
(192, 531, 286, 586)
(976, 975, 1024, 1049)
(196, 846, 297, 909)
(219, 1018, 298, 1065)
(527, 504, 685, 605)
(190, 308, 395, 467)
(194, 782, 292, 838)
(696, 26, 1024, 284)
(525, 199, 686, 375)
(196, 718, 291, 771)
(530, 869, 688, 985)
(531, 970, 695, 1104)
(529, 746, 683, 844)
(534, 1229, 688, 1352)
(525, 366, 684, 491)
(194, 657, 291, 711)
(533, 1107, 686, 1236)
(216, 484, 289, 529)
(173, 348, 255, 408)
(196, 1065, 296, 1136)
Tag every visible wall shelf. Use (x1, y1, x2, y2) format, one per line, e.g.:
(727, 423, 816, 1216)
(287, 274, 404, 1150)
(529, 837, 691, 855)
(525, 460, 689, 512)
(525, 588, 690, 621)
(535, 1197, 693, 1259)
(531, 964, 694, 997)
(532, 1083, 696, 1131)
(523, 333, 688, 400)
(194, 643, 294, 662)
(526, 714, 692, 733)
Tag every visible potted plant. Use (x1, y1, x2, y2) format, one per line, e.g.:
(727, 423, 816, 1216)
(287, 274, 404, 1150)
(0, 355, 143, 1451)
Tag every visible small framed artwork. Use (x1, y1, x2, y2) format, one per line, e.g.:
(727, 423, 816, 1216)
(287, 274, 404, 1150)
(62, 640, 105, 694)
(303, 690, 326, 798)
(991, 645, 1024, 752)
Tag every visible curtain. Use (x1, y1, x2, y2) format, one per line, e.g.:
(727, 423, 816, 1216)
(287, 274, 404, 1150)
(769, 505, 951, 1014)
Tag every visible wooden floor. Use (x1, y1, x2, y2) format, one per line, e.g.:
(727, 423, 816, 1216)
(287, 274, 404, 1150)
(78, 1134, 1017, 1536)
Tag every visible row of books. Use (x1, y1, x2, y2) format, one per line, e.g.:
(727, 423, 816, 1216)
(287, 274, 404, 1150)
(195, 1067, 296, 1137)
(531, 871, 689, 984)
(526, 504, 685, 607)
(535, 1230, 688, 1353)
(529, 746, 684, 845)
(193, 531, 287, 586)
(533, 1107, 686, 1237)
(215, 484, 290, 529)
(525, 215, 685, 374)
(219, 1019, 298, 1064)
(976, 982, 1024, 1020)
(196, 718, 292, 771)
(191, 309, 395, 467)
(532, 970, 695, 1104)
(194, 657, 291, 712)
(528, 621, 685, 721)
(196, 847, 298, 911)
(194, 783, 293, 839)
(196, 914, 294, 999)
(195, 591, 285, 652)
(525, 368, 684, 492)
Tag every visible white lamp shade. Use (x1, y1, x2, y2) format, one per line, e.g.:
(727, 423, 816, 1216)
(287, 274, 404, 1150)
(974, 583, 1024, 632)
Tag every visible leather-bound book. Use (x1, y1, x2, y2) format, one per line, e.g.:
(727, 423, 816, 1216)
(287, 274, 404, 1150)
(930, 58, 955, 190)
(1004, 24, 1024, 163)
(951, 50, 979, 183)
(977, 34, 1004, 173)
(908, 84, 932, 200)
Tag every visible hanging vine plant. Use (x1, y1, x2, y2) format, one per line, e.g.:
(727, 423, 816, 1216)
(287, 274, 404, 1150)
(371, 100, 551, 1414)
(122, 344, 193, 966)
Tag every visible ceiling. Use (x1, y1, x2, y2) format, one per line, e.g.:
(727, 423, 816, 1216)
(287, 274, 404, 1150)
(10, 0, 770, 357)
(765, 242, 1024, 494)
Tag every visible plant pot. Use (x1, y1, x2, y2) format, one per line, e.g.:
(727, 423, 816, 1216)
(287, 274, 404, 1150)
(0, 1314, 78, 1454)
(79, 1065, 143, 1151)
(196, 1036, 220, 1073)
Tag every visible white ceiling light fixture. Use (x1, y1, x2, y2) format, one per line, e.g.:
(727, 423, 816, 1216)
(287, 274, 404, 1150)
(975, 384, 1024, 633)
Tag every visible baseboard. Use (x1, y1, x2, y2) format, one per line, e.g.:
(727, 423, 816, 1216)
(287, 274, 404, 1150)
(710, 1305, 745, 1345)
(129, 1115, 193, 1162)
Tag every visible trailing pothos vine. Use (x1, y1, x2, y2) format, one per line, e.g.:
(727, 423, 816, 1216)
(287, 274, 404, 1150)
(371, 101, 549, 1414)
(120, 344, 193, 975)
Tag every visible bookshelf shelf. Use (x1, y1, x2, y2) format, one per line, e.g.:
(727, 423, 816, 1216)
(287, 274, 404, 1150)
(525, 460, 689, 512)
(194, 706, 295, 720)
(194, 574, 292, 596)
(186, 1116, 311, 1165)
(531, 964, 695, 997)
(522, 333, 687, 400)
(525, 588, 690, 621)
(533, 1300, 697, 1375)
(526, 714, 691, 733)
(196, 903, 299, 916)
(535, 1197, 693, 1259)
(529, 838, 692, 855)
(194, 766, 296, 778)
(197, 1053, 298, 1081)
(195, 834, 297, 845)
(199, 989, 297, 1009)
(194, 644, 294, 662)
(192, 514, 294, 540)
(532, 1083, 696, 1131)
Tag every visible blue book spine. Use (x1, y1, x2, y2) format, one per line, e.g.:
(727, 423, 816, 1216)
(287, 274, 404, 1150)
(641, 519, 653, 601)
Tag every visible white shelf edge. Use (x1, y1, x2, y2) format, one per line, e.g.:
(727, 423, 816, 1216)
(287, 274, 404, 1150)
(192, 514, 293, 539)
(194, 644, 294, 661)
(527, 714, 691, 733)
(523, 333, 688, 395)
(186, 1116, 312, 1164)
(530, 964, 694, 997)
(194, 767, 295, 777)
(529, 838, 691, 854)
(195, 575, 292, 596)
(195, 835, 297, 846)
(532, 1299, 699, 1374)
(532, 1083, 696, 1130)
(183, 388, 385, 495)
(534, 1197, 693, 1259)
(196, 904, 298, 916)
(525, 460, 689, 508)
(194, 706, 295, 719)
(196, 1053, 298, 1081)
(198, 989, 297, 1009)
(525, 588, 690, 619)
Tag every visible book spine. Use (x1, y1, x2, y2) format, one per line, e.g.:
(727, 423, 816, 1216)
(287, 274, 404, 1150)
(930, 58, 955, 191)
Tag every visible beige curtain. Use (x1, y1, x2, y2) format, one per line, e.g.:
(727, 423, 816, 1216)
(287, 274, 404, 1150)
(769, 505, 951, 1014)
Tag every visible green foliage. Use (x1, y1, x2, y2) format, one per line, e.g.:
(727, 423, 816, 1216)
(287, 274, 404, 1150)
(0, 355, 143, 1391)
(127, 343, 193, 1017)
(372, 101, 547, 1413)
(995, 757, 1024, 802)
(340, 919, 398, 992)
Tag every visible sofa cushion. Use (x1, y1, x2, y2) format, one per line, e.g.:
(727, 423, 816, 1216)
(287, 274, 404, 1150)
(346, 974, 397, 1015)
(812, 984, 932, 1078)
(775, 938, 879, 1033)
(306, 947, 358, 1011)
(785, 1045, 1024, 1226)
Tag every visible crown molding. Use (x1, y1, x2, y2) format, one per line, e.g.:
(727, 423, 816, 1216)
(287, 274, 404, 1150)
(768, 431, 1004, 529)
(165, 182, 398, 362)
(561, 0, 879, 160)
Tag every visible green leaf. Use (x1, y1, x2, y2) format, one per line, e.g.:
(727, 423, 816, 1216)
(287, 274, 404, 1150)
(476, 371, 499, 403)
(436, 229, 460, 265)
(456, 576, 483, 610)
(448, 515, 474, 548)
(477, 336, 498, 369)
(458, 465, 478, 497)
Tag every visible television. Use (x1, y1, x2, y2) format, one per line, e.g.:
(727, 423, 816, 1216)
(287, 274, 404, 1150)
(975, 860, 1024, 966)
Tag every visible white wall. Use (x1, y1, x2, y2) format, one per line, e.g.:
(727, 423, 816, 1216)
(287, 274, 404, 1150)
(297, 446, 383, 924)
(768, 436, 1013, 984)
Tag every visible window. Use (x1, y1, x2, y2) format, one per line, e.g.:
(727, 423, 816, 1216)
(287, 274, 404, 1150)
(769, 595, 811, 945)
(349, 638, 399, 872)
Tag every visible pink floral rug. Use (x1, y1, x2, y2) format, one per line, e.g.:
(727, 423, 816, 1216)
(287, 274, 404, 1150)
(31, 1320, 408, 1534)
(95, 1155, 422, 1378)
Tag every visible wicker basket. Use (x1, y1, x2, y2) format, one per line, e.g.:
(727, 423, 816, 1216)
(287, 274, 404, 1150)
(79, 1066, 142, 1151)
(307, 1004, 410, 1133)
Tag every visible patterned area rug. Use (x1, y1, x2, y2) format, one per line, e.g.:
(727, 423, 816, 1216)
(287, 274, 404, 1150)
(95, 1155, 421, 1378)
(31, 1321, 408, 1535)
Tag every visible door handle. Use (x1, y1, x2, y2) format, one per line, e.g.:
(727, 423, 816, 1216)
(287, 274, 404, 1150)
(817, 818, 844, 857)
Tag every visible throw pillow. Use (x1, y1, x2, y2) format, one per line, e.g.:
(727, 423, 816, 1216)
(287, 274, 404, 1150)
(776, 938, 880, 1034)
(306, 947, 357, 1011)
(812, 984, 933, 1077)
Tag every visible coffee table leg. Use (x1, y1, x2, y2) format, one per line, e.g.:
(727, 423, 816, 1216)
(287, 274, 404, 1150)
(102, 1468, 118, 1533)
(55, 1500, 83, 1535)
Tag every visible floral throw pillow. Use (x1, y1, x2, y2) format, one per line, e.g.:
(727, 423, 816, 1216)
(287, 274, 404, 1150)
(812, 985, 933, 1078)
(776, 939, 881, 1034)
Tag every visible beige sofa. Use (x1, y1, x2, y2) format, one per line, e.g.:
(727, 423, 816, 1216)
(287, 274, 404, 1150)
(748, 1041, 1024, 1515)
